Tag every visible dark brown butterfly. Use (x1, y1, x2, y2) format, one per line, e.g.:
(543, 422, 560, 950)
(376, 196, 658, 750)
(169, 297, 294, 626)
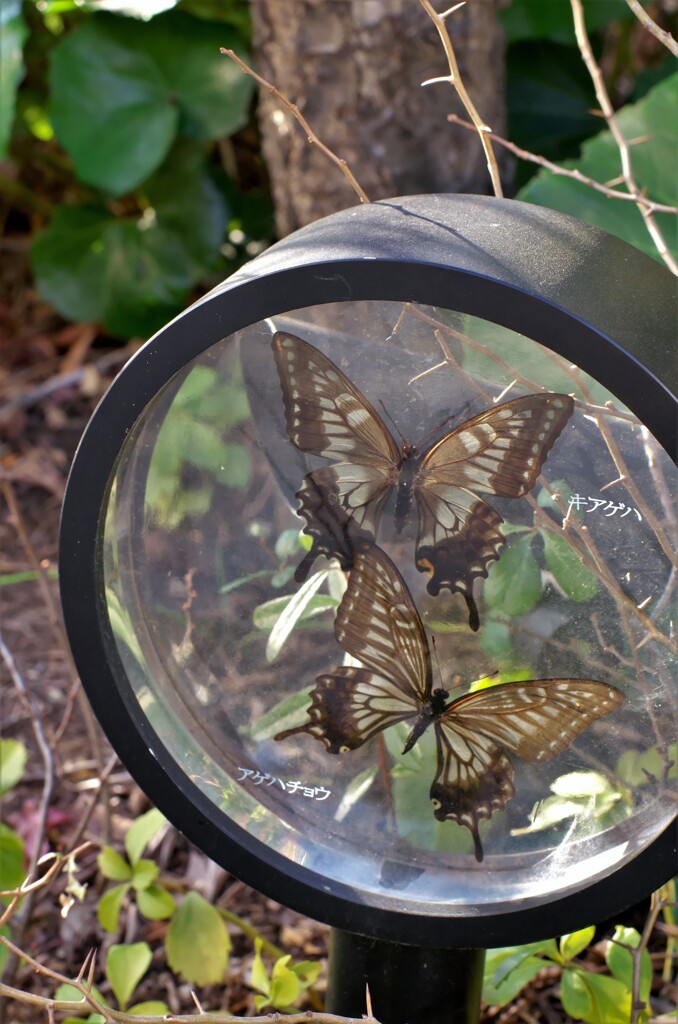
(272, 331, 574, 631)
(275, 546, 624, 862)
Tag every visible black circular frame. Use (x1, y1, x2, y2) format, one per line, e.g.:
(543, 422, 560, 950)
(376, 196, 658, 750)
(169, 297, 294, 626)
(60, 194, 677, 948)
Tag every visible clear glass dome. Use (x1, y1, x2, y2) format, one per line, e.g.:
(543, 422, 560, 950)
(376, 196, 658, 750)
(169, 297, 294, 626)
(102, 299, 677, 915)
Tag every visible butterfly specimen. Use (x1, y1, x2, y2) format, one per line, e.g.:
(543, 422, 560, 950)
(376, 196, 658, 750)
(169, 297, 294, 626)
(275, 546, 624, 862)
(272, 331, 574, 631)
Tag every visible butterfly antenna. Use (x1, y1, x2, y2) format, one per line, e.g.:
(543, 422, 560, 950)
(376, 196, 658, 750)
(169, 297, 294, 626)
(378, 399, 409, 446)
(415, 410, 458, 449)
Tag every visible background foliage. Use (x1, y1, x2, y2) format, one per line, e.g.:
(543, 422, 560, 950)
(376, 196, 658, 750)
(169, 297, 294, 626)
(1, 0, 676, 338)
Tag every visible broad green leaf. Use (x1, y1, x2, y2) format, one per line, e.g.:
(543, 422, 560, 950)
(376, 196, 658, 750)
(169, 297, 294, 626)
(130, 1001, 170, 1016)
(250, 687, 314, 742)
(0, 2, 28, 158)
(0, 738, 28, 795)
(165, 891, 231, 985)
(55, 980, 106, 1021)
(518, 75, 678, 264)
(542, 529, 598, 602)
(507, 41, 599, 160)
(560, 926, 595, 963)
(561, 967, 632, 1024)
(130, 858, 159, 890)
(616, 743, 677, 786)
(269, 956, 302, 1009)
(484, 536, 541, 617)
(291, 959, 322, 987)
(512, 795, 587, 835)
(501, 0, 634, 44)
(264, 572, 330, 662)
(106, 942, 152, 1012)
(0, 823, 25, 891)
(483, 941, 557, 1007)
(97, 882, 130, 933)
(254, 590, 338, 635)
(251, 938, 270, 996)
(49, 11, 253, 194)
(32, 141, 226, 337)
(606, 926, 651, 1005)
(97, 846, 133, 881)
(125, 808, 165, 865)
(136, 883, 175, 920)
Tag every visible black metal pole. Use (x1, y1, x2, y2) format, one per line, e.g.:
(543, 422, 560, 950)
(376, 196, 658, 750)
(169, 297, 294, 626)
(325, 928, 485, 1024)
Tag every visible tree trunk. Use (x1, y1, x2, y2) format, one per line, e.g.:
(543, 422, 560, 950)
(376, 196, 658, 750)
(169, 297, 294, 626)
(249, 0, 508, 236)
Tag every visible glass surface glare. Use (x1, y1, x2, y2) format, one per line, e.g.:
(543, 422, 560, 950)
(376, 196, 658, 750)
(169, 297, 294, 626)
(102, 300, 677, 914)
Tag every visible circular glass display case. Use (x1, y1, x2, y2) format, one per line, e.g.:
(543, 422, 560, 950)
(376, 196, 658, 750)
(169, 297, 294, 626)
(61, 195, 677, 948)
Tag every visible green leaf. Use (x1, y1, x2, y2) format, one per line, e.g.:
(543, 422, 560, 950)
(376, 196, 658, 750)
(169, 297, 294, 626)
(251, 938, 271, 996)
(616, 743, 677, 786)
(484, 536, 542, 617)
(125, 809, 166, 864)
(263, 571, 332, 662)
(0, 2, 28, 158)
(106, 942, 152, 1012)
(561, 967, 632, 1024)
(165, 891, 231, 985)
(0, 823, 25, 891)
(0, 738, 28, 795)
(269, 956, 302, 1009)
(542, 529, 598, 602)
(97, 846, 133, 881)
(130, 858, 159, 890)
(32, 141, 227, 337)
(136, 883, 176, 920)
(518, 75, 678, 264)
(291, 959, 322, 987)
(97, 882, 130, 933)
(49, 11, 253, 194)
(130, 1001, 170, 1016)
(483, 942, 557, 1007)
(501, 0, 633, 44)
(253, 589, 337, 634)
(606, 926, 651, 1006)
(507, 41, 599, 161)
(560, 926, 595, 963)
(250, 687, 314, 742)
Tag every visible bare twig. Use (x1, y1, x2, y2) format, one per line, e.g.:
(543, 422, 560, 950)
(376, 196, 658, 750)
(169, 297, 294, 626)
(446, 113, 678, 216)
(220, 48, 370, 205)
(418, 0, 503, 197)
(570, 0, 677, 275)
(625, 0, 678, 57)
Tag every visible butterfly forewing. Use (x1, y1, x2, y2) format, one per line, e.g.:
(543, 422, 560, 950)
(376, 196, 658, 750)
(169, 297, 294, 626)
(273, 332, 401, 466)
(441, 678, 624, 762)
(419, 394, 575, 498)
(335, 547, 432, 701)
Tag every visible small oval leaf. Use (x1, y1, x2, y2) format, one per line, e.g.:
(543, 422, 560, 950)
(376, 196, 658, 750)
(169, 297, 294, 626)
(165, 891, 231, 985)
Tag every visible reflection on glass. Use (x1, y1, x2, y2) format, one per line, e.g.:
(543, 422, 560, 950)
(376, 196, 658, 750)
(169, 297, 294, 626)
(102, 299, 677, 913)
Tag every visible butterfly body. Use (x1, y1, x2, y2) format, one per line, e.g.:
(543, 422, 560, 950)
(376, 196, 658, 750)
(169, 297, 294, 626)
(275, 546, 624, 862)
(272, 331, 574, 630)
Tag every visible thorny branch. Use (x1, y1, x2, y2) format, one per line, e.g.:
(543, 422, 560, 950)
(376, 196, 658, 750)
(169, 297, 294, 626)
(418, 0, 504, 197)
(625, 0, 678, 57)
(220, 48, 370, 206)
(569, 0, 677, 275)
(446, 113, 678, 217)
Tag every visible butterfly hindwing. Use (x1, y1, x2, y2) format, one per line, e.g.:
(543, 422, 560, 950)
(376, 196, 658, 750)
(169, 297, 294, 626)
(275, 667, 422, 752)
(430, 678, 624, 859)
(414, 394, 575, 616)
